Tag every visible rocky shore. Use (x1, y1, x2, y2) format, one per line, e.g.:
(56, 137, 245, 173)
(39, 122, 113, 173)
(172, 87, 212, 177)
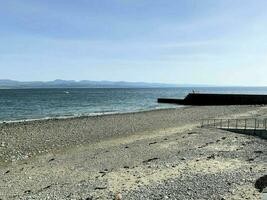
(0, 106, 266, 199)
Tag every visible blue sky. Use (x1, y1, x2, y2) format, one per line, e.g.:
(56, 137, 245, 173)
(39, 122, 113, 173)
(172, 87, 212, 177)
(0, 0, 267, 86)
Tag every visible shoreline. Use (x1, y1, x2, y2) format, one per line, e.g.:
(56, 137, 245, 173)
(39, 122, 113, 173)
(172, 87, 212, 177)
(1, 104, 263, 125)
(0, 106, 181, 124)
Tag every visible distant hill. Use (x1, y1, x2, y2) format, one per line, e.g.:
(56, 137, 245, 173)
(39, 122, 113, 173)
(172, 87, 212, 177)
(0, 79, 180, 89)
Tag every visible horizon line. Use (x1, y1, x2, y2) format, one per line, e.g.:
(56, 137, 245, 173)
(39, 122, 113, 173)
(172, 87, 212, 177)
(0, 79, 267, 88)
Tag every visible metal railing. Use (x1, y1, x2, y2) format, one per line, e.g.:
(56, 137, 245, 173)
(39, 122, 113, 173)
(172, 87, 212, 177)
(201, 118, 267, 130)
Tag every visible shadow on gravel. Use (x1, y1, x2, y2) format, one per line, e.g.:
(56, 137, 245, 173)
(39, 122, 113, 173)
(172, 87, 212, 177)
(221, 128, 267, 140)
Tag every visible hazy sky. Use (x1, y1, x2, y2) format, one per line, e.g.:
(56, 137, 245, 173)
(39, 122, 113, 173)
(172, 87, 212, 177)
(1, 0, 267, 86)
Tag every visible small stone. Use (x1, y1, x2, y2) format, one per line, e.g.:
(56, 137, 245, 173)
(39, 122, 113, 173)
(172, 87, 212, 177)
(94, 186, 107, 190)
(254, 150, 263, 154)
(48, 158, 55, 162)
(207, 154, 216, 160)
(115, 193, 122, 200)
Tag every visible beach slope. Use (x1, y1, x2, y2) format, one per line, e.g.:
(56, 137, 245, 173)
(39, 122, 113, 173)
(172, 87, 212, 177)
(0, 106, 266, 199)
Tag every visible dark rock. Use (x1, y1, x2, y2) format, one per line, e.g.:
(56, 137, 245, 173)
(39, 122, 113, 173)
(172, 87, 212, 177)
(207, 154, 216, 160)
(43, 185, 52, 190)
(255, 175, 267, 192)
(48, 158, 55, 162)
(38, 184, 52, 193)
(254, 151, 263, 154)
(188, 132, 197, 135)
(149, 141, 157, 145)
(95, 186, 107, 190)
(99, 171, 107, 177)
(143, 157, 159, 164)
(247, 158, 255, 162)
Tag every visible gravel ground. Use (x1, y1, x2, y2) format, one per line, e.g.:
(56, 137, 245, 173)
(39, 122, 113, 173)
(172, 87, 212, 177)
(0, 106, 266, 199)
(0, 106, 261, 162)
(124, 130, 266, 200)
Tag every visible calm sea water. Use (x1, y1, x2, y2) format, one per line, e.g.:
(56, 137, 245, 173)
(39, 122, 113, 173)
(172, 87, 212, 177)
(1, 87, 267, 122)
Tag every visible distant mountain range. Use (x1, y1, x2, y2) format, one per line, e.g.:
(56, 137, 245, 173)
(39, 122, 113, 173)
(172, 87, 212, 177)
(0, 79, 183, 89)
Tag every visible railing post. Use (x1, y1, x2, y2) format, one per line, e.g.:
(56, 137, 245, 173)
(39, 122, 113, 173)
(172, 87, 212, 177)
(236, 119, 238, 129)
(220, 119, 223, 128)
(245, 119, 247, 130)
(228, 119, 230, 129)
(254, 119, 257, 130)
(214, 119, 216, 128)
(265, 119, 267, 130)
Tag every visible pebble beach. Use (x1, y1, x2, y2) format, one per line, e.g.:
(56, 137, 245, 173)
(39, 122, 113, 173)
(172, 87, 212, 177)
(0, 106, 266, 199)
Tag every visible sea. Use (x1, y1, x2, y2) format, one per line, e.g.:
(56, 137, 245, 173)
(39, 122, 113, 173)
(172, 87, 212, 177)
(1, 87, 267, 122)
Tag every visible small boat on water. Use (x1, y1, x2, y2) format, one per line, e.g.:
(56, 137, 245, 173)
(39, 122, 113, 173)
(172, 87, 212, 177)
(158, 93, 267, 106)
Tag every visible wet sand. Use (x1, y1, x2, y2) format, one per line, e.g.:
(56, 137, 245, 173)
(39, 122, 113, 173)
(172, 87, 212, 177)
(0, 106, 266, 199)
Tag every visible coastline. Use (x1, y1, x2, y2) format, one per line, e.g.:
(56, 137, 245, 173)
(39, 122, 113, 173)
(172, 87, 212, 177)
(0, 106, 181, 124)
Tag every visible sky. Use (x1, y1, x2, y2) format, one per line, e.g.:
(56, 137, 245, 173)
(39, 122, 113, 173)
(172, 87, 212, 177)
(0, 0, 267, 86)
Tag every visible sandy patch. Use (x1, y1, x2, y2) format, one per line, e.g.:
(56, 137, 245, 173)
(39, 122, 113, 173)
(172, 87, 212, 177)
(105, 158, 245, 194)
(224, 184, 261, 200)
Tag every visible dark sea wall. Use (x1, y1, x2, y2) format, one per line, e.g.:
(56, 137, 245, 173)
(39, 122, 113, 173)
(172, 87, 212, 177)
(158, 93, 267, 105)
